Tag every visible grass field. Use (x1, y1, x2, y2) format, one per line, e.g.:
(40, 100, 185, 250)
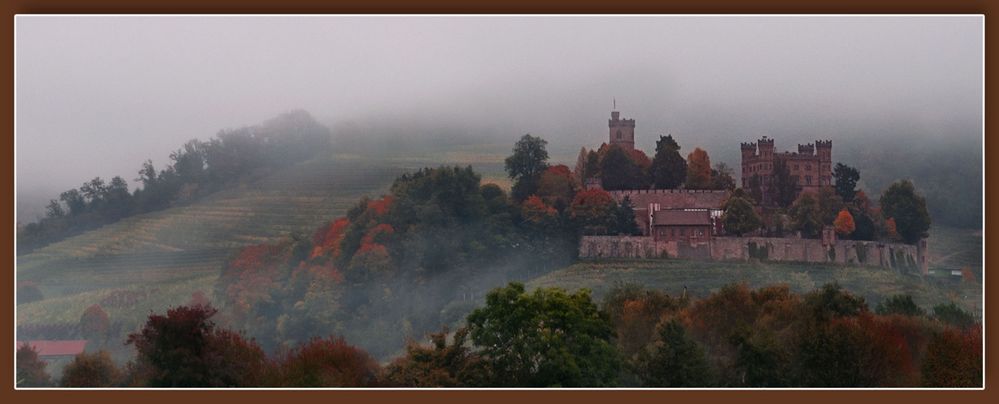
(528, 250, 982, 318)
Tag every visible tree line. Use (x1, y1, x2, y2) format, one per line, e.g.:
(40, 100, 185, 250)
(17, 110, 332, 254)
(572, 134, 736, 193)
(17, 282, 980, 387)
(721, 162, 931, 244)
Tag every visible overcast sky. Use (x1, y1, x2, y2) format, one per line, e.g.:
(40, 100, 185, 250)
(15, 15, 982, 203)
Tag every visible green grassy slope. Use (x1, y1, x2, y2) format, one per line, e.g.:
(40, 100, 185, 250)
(527, 227, 982, 318)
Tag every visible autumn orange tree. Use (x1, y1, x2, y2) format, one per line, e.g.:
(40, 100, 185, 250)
(685, 147, 712, 189)
(537, 164, 578, 210)
(569, 188, 617, 235)
(833, 208, 856, 237)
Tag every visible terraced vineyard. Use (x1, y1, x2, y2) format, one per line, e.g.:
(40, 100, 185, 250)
(16, 151, 515, 344)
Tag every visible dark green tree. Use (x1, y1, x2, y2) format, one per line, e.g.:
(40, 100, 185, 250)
(833, 163, 861, 202)
(466, 283, 621, 387)
(638, 319, 713, 387)
(649, 134, 687, 189)
(932, 302, 976, 329)
(722, 196, 762, 236)
(772, 159, 797, 208)
(44, 199, 65, 218)
(875, 294, 926, 317)
(879, 180, 931, 244)
(613, 197, 641, 235)
(600, 145, 647, 191)
(802, 283, 868, 322)
(584, 150, 600, 180)
(789, 192, 823, 238)
(504, 134, 550, 202)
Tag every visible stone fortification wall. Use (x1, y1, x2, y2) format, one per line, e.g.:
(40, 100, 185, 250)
(579, 236, 926, 274)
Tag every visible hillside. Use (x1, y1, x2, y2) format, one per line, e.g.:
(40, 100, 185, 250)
(528, 226, 982, 318)
(16, 151, 510, 334)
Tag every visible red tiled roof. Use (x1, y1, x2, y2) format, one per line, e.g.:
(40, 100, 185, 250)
(17, 340, 87, 357)
(652, 210, 712, 226)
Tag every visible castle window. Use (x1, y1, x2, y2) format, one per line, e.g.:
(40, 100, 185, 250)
(806, 164, 811, 171)
(805, 176, 812, 185)
(793, 164, 799, 170)
(617, 130, 622, 140)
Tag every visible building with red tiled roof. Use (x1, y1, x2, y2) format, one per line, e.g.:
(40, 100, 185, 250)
(651, 210, 713, 242)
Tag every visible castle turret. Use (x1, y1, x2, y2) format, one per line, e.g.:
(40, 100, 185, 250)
(797, 143, 815, 155)
(609, 109, 636, 151)
(815, 140, 832, 162)
(757, 136, 775, 160)
(740, 142, 757, 160)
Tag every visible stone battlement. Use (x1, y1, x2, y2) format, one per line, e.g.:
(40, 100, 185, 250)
(579, 235, 927, 274)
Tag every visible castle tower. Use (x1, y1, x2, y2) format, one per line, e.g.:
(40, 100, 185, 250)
(740, 142, 757, 160)
(757, 136, 775, 161)
(815, 140, 832, 162)
(815, 140, 833, 186)
(609, 109, 636, 150)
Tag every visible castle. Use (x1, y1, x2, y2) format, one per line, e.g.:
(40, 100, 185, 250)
(741, 136, 832, 205)
(581, 108, 926, 274)
(600, 108, 730, 240)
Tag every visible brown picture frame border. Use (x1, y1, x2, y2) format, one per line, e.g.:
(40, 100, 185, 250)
(1, 1, 992, 402)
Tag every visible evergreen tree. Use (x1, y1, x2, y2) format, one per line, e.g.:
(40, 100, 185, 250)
(772, 158, 797, 208)
(879, 180, 931, 244)
(614, 197, 641, 235)
(790, 192, 823, 238)
(639, 320, 712, 387)
(649, 134, 686, 189)
(833, 163, 861, 202)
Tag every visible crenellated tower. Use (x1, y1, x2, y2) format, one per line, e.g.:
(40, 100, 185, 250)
(609, 109, 636, 150)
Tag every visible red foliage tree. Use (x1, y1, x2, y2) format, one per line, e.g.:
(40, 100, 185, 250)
(521, 195, 558, 225)
(311, 217, 350, 259)
(126, 305, 270, 387)
(219, 242, 292, 320)
(569, 188, 616, 234)
(275, 336, 381, 387)
(922, 324, 982, 387)
(366, 195, 394, 217)
(537, 164, 578, 208)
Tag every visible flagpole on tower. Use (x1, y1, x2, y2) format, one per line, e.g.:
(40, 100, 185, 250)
(613, 97, 616, 110)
